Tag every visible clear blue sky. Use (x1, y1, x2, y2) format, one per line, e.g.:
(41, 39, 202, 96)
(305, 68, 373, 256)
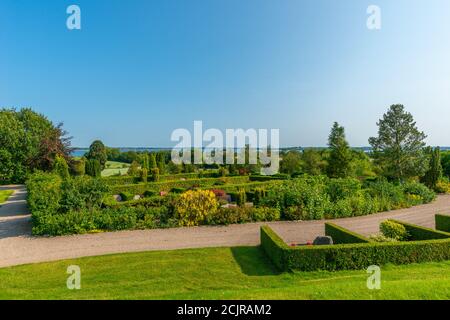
(1, 0, 450, 147)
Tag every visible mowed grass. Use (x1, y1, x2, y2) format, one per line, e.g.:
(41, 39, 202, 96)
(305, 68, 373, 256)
(101, 161, 130, 177)
(0, 190, 13, 204)
(0, 247, 449, 300)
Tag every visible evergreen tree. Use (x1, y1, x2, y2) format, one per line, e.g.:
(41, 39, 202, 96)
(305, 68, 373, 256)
(86, 140, 107, 170)
(53, 154, 70, 179)
(327, 122, 353, 178)
(369, 105, 428, 182)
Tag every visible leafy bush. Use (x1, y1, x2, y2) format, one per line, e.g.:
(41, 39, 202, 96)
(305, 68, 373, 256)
(53, 155, 70, 179)
(402, 182, 435, 203)
(27, 172, 62, 214)
(70, 158, 86, 176)
(85, 159, 101, 177)
(236, 189, 246, 206)
(380, 220, 409, 241)
(174, 190, 218, 226)
(59, 176, 109, 211)
(326, 178, 361, 202)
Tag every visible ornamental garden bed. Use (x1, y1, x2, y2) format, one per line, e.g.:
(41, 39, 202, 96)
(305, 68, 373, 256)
(260, 216, 450, 271)
(27, 171, 438, 236)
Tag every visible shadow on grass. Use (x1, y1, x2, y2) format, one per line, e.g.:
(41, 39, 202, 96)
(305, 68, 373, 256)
(230, 246, 282, 276)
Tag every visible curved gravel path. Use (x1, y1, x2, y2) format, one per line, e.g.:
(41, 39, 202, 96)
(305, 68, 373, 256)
(0, 186, 449, 268)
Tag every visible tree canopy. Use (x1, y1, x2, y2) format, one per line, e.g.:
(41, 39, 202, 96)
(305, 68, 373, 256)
(369, 104, 428, 182)
(0, 108, 71, 183)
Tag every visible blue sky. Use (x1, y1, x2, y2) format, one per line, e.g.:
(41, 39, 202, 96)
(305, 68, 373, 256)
(1, 0, 450, 147)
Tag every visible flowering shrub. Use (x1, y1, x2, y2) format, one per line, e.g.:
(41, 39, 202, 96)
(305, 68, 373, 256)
(175, 190, 218, 226)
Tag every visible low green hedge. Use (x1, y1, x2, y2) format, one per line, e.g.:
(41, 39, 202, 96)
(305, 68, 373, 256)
(389, 219, 450, 240)
(436, 214, 450, 233)
(103, 172, 220, 186)
(324, 223, 371, 244)
(260, 225, 450, 271)
(109, 176, 251, 194)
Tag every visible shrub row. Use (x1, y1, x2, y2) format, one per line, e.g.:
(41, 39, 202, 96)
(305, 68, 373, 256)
(324, 223, 371, 244)
(109, 176, 251, 194)
(103, 171, 220, 185)
(435, 214, 450, 233)
(260, 224, 450, 271)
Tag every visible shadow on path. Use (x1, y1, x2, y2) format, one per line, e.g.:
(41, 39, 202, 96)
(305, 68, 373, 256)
(0, 185, 31, 238)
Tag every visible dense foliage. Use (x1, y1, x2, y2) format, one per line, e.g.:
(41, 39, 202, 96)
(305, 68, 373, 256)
(0, 108, 71, 183)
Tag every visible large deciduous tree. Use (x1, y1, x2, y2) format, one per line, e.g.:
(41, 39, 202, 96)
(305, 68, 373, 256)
(327, 122, 353, 178)
(0, 108, 72, 183)
(369, 104, 428, 182)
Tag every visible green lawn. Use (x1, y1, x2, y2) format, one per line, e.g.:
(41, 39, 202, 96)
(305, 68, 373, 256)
(0, 246, 449, 300)
(101, 161, 130, 177)
(0, 190, 13, 204)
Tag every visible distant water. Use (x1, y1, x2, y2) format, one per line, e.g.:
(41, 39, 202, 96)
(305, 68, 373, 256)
(71, 146, 450, 158)
(71, 147, 172, 158)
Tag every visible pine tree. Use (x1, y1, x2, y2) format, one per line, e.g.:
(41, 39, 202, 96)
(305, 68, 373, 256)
(327, 122, 353, 178)
(369, 105, 428, 182)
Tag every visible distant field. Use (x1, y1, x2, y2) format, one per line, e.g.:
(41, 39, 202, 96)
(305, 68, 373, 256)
(101, 161, 130, 177)
(0, 247, 449, 300)
(0, 190, 13, 204)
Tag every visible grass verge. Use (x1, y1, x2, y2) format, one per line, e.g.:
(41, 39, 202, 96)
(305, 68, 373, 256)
(0, 246, 449, 300)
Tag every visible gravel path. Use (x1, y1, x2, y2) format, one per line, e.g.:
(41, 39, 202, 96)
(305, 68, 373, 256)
(0, 186, 449, 268)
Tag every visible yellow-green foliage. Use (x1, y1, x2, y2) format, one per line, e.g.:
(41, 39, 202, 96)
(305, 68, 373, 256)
(175, 190, 218, 226)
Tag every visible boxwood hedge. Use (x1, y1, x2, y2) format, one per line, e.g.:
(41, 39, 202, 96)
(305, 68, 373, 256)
(436, 214, 450, 233)
(324, 223, 371, 244)
(389, 219, 450, 240)
(260, 223, 450, 271)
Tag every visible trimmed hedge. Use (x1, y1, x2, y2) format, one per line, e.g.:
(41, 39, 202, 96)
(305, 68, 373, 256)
(260, 225, 450, 271)
(324, 223, 371, 244)
(109, 176, 251, 194)
(389, 219, 450, 240)
(103, 172, 220, 186)
(436, 214, 450, 233)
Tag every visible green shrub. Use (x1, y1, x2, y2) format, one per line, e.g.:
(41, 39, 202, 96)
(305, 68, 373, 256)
(27, 172, 62, 214)
(53, 155, 70, 179)
(236, 189, 246, 207)
(70, 158, 86, 176)
(324, 223, 371, 244)
(151, 168, 160, 182)
(85, 159, 101, 177)
(59, 176, 109, 211)
(402, 182, 436, 203)
(140, 168, 148, 183)
(326, 178, 361, 202)
(380, 220, 409, 241)
(436, 214, 450, 232)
